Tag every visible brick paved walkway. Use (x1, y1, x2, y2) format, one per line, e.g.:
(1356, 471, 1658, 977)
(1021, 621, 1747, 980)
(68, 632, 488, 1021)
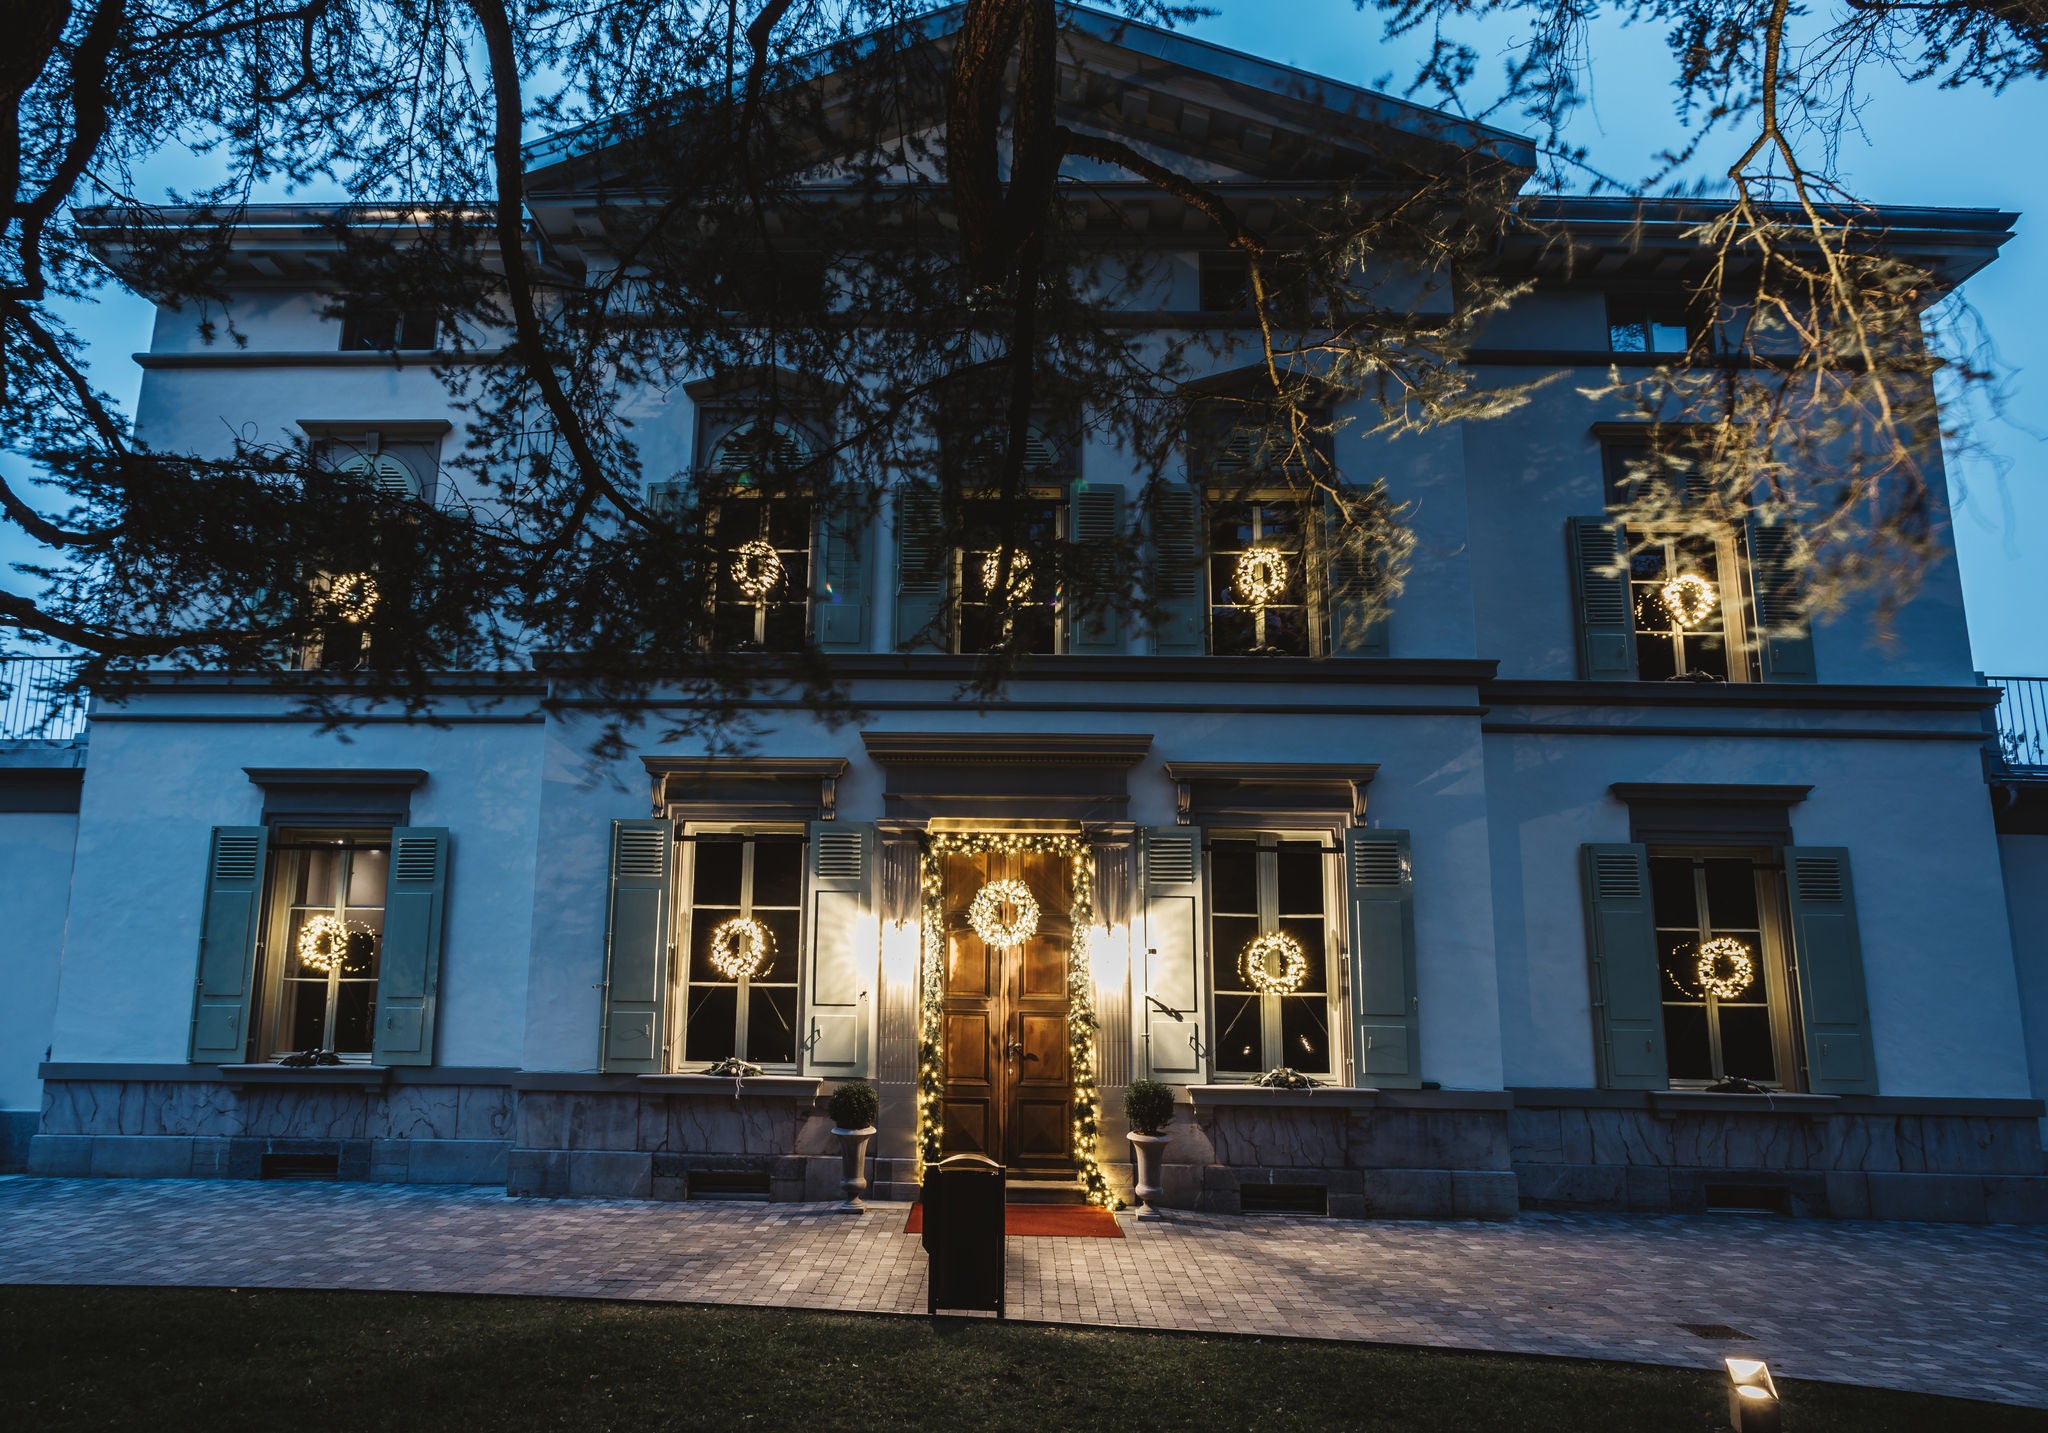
(4, 1176, 2047, 1409)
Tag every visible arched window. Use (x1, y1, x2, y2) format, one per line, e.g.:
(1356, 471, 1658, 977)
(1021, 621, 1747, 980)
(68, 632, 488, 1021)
(335, 451, 421, 499)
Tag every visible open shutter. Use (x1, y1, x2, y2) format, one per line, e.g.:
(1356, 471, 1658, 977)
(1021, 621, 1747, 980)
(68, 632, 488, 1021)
(1580, 843, 1668, 1090)
(373, 827, 449, 1067)
(814, 508, 873, 651)
(601, 818, 673, 1074)
(1784, 847, 1876, 1094)
(1149, 484, 1206, 655)
(190, 827, 267, 1063)
(1066, 484, 1126, 655)
(805, 821, 874, 1077)
(1746, 518, 1816, 683)
(1140, 826, 1205, 1082)
(893, 487, 947, 651)
(1345, 829, 1418, 1087)
(1567, 517, 1636, 680)
(1326, 507, 1390, 657)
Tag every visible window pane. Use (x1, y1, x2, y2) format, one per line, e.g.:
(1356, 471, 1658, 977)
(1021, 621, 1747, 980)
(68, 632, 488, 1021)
(751, 840, 804, 908)
(1716, 1006, 1777, 1083)
(1276, 842, 1324, 916)
(754, 909, 801, 984)
(1276, 917, 1327, 994)
(1213, 993, 1262, 1072)
(1610, 320, 1648, 353)
(1211, 916, 1259, 992)
(333, 982, 376, 1055)
(341, 911, 382, 978)
(346, 847, 390, 907)
(1210, 842, 1258, 915)
(281, 980, 327, 1053)
(1648, 858, 1698, 932)
(1280, 996, 1331, 1072)
(1658, 935, 1704, 1002)
(686, 985, 738, 1063)
(1702, 859, 1759, 932)
(294, 848, 342, 906)
(1663, 1005, 1712, 1080)
(746, 987, 798, 1065)
(692, 841, 745, 907)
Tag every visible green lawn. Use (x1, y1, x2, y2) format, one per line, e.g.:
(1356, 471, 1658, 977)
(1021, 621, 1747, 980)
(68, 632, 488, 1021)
(0, 1286, 2036, 1432)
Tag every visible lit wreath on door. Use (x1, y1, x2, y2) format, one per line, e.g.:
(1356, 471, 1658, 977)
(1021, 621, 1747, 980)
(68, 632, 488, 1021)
(967, 878, 1040, 949)
(1238, 931, 1308, 994)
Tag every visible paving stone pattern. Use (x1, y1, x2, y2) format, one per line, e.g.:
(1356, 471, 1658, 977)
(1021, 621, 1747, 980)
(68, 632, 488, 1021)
(3, 1176, 2046, 1408)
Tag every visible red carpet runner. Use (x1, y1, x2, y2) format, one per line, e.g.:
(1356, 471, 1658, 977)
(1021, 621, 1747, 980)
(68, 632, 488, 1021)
(902, 1204, 1123, 1238)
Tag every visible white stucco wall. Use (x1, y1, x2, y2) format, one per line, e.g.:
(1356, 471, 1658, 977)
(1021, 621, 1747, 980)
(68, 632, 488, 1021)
(0, 808, 78, 1111)
(1998, 831, 2048, 1140)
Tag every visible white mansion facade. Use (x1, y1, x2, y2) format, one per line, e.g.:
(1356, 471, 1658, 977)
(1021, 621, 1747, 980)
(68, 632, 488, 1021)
(6, 9, 2048, 1222)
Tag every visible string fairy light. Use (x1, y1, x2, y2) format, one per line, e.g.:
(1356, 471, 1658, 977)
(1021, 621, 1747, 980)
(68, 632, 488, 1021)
(1695, 936, 1756, 1000)
(1660, 572, 1717, 630)
(322, 573, 379, 625)
(1234, 546, 1288, 607)
(730, 539, 784, 600)
(297, 913, 370, 974)
(707, 916, 774, 981)
(979, 550, 1033, 601)
(967, 878, 1039, 948)
(1238, 931, 1309, 994)
(916, 831, 1112, 1207)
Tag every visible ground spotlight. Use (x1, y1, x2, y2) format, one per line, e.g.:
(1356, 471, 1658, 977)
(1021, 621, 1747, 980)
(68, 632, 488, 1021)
(1725, 1357, 1780, 1432)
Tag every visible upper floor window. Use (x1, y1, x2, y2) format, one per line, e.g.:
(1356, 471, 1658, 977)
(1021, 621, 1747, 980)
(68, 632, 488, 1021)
(1192, 417, 1331, 658)
(340, 307, 438, 352)
(1607, 297, 1695, 354)
(1208, 834, 1336, 1079)
(1650, 851, 1792, 1087)
(700, 418, 818, 651)
(933, 424, 1071, 656)
(318, 432, 440, 503)
(264, 830, 390, 1059)
(679, 831, 805, 1067)
(1199, 251, 1252, 312)
(1600, 433, 1749, 682)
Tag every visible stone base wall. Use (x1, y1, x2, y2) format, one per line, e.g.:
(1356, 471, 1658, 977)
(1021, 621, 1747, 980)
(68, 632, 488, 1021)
(0, 1109, 33, 1172)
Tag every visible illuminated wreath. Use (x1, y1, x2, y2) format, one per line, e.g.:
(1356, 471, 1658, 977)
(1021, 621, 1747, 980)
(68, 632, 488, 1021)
(967, 878, 1040, 948)
(730, 539, 784, 600)
(979, 550, 1032, 600)
(1660, 572, 1717, 630)
(297, 914, 370, 974)
(1696, 936, 1756, 1000)
(1234, 547, 1289, 607)
(323, 573, 380, 625)
(707, 917, 774, 981)
(1238, 932, 1309, 995)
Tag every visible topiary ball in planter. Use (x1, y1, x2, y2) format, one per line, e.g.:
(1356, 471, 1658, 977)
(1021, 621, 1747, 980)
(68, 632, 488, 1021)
(827, 1078, 879, 1132)
(1124, 1079, 1176, 1137)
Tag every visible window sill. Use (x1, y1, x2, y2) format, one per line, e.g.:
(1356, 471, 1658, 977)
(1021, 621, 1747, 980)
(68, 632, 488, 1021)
(635, 1074, 821, 1099)
(1190, 1083, 1378, 1111)
(218, 1063, 391, 1087)
(1647, 1090, 1839, 1118)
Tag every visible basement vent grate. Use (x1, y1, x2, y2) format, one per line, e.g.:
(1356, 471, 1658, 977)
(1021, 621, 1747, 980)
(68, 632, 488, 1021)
(260, 1153, 340, 1182)
(1704, 1183, 1792, 1215)
(1238, 1183, 1327, 1217)
(687, 1170, 772, 1202)
(1677, 1323, 1755, 1341)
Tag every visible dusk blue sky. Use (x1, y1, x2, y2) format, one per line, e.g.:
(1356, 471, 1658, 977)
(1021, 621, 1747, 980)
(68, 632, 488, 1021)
(10, 0, 2046, 671)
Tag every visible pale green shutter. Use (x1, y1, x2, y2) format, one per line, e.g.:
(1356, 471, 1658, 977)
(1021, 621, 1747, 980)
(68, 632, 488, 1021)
(1580, 843, 1667, 1089)
(1140, 827, 1205, 1082)
(814, 508, 872, 652)
(373, 827, 450, 1067)
(893, 487, 947, 651)
(1326, 508, 1390, 658)
(1345, 829, 1418, 1087)
(804, 821, 874, 1076)
(1149, 484, 1206, 655)
(190, 826, 268, 1063)
(1746, 518, 1817, 683)
(1567, 517, 1636, 680)
(601, 818, 673, 1074)
(1784, 847, 1876, 1094)
(1066, 484, 1125, 655)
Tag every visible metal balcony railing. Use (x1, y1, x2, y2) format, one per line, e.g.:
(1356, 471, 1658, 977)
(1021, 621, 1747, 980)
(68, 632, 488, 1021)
(1989, 676, 2048, 775)
(0, 657, 88, 744)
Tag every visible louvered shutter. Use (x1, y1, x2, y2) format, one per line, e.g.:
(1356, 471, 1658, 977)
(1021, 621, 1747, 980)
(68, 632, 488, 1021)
(713, 421, 811, 484)
(1745, 518, 1817, 683)
(893, 487, 948, 651)
(1140, 827, 1205, 1083)
(645, 479, 686, 521)
(1067, 484, 1126, 655)
(1580, 843, 1668, 1089)
(190, 827, 268, 1063)
(337, 451, 420, 499)
(1326, 507, 1390, 658)
(1784, 847, 1876, 1093)
(814, 509, 872, 651)
(1345, 829, 1418, 1087)
(600, 818, 673, 1074)
(1149, 485, 1206, 655)
(1567, 517, 1637, 680)
(373, 827, 450, 1067)
(804, 821, 874, 1076)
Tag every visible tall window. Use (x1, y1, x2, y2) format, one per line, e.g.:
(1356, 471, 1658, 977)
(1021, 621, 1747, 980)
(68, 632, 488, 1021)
(946, 425, 1067, 655)
(702, 420, 815, 650)
(1650, 852, 1791, 1086)
(265, 831, 389, 1058)
(1603, 436, 1749, 682)
(1208, 835, 1335, 1077)
(680, 832, 804, 1067)
(1208, 497, 1310, 656)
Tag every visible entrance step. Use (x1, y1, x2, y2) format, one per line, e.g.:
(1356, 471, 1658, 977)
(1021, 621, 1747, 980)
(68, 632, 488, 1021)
(1006, 1176, 1088, 1206)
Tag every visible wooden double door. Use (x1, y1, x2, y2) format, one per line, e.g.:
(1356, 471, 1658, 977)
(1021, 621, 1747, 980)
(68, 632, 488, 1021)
(939, 849, 1074, 1174)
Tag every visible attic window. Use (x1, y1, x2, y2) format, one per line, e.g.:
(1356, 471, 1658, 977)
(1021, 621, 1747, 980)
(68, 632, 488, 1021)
(1608, 298, 1694, 355)
(1200, 252, 1251, 312)
(340, 307, 438, 352)
(336, 452, 420, 499)
(708, 421, 815, 488)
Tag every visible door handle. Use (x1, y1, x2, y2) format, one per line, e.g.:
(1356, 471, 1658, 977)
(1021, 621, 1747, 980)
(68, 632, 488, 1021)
(1003, 1040, 1024, 1057)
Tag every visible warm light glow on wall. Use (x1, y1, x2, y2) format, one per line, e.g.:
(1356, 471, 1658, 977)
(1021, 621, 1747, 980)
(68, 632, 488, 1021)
(1089, 924, 1130, 992)
(880, 919, 921, 987)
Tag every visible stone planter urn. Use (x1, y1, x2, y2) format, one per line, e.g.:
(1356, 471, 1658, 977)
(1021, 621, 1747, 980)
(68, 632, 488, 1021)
(832, 1126, 876, 1213)
(1127, 1132, 1170, 1219)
